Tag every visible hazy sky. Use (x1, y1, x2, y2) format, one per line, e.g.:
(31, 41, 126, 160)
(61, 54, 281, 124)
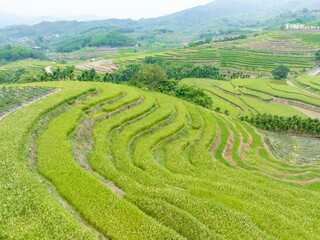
(0, 0, 214, 19)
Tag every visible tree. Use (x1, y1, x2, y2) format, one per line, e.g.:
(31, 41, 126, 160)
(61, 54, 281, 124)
(316, 50, 320, 61)
(18, 72, 40, 83)
(175, 84, 213, 109)
(77, 69, 100, 82)
(134, 64, 167, 92)
(155, 78, 179, 93)
(271, 65, 290, 79)
(63, 66, 75, 81)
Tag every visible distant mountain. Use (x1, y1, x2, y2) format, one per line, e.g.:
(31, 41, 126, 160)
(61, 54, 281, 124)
(248, 8, 320, 30)
(142, 0, 320, 32)
(0, 12, 107, 29)
(0, 0, 320, 40)
(0, 12, 32, 28)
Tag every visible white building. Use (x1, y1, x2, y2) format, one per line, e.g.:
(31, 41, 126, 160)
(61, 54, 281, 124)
(285, 23, 320, 30)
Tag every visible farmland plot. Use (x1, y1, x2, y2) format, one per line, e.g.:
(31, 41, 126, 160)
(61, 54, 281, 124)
(1, 81, 320, 239)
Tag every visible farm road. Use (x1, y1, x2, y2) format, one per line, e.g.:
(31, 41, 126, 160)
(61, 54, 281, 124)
(45, 66, 53, 74)
(292, 106, 320, 119)
(287, 79, 320, 99)
(307, 66, 320, 76)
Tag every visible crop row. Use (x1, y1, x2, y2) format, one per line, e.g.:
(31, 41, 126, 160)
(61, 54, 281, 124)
(3, 81, 320, 239)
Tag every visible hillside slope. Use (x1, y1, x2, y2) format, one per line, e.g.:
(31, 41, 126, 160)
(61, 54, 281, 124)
(1, 81, 320, 239)
(1, 0, 320, 39)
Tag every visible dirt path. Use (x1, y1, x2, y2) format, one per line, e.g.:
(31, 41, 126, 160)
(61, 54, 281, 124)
(291, 106, 320, 119)
(243, 84, 320, 113)
(0, 90, 60, 123)
(287, 80, 320, 99)
(45, 66, 53, 74)
(306, 66, 320, 76)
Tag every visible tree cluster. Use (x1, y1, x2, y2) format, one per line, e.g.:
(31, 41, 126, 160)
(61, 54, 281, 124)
(144, 57, 223, 80)
(56, 32, 137, 53)
(213, 35, 247, 43)
(271, 65, 290, 79)
(0, 69, 26, 84)
(316, 50, 320, 61)
(37, 66, 75, 82)
(241, 114, 320, 137)
(187, 38, 212, 47)
(77, 68, 100, 82)
(0, 45, 47, 64)
(103, 63, 213, 109)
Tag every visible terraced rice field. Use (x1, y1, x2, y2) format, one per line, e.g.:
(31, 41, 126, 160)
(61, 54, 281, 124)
(275, 32, 320, 48)
(1, 81, 320, 239)
(108, 32, 316, 75)
(0, 59, 84, 75)
(111, 47, 313, 74)
(295, 75, 320, 94)
(181, 78, 311, 118)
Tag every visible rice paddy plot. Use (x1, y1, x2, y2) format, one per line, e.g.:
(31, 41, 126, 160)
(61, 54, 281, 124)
(1, 81, 320, 239)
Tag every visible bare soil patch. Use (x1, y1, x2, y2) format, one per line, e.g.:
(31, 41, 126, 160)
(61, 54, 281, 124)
(76, 59, 117, 73)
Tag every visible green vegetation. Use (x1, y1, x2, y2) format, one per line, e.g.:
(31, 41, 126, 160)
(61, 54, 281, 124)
(232, 78, 320, 108)
(0, 45, 47, 65)
(134, 64, 167, 92)
(109, 44, 313, 75)
(316, 50, 320, 61)
(1, 81, 320, 239)
(181, 78, 312, 119)
(55, 32, 137, 52)
(1, 4, 320, 239)
(295, 75, 320, 94)
(103, 63, 214, 108)
(213, 35, 247, 43)
(252, 8, 320, 30)
(0, 68, 27, 84)
(271, 65, 290, 79)
(175, 84, 213, 109)
(243, 114, 320, 137)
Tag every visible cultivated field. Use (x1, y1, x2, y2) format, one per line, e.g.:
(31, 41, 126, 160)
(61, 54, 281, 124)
(104, 31, 318, 76)
(181, 77, 320, 118)
(1, 81, 320, 239)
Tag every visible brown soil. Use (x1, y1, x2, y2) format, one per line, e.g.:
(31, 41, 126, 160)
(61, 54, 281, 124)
(291, 106, 320, 119)
(76, 59, 117, 74)
(221, 119, 237, 166)
(69, 114, 125, 197)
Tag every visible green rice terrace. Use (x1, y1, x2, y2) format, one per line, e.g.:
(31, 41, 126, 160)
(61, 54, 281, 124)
(181, 77, 320, 119)
(105, 31, 319, 76)
(1, 81, 320, 239)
